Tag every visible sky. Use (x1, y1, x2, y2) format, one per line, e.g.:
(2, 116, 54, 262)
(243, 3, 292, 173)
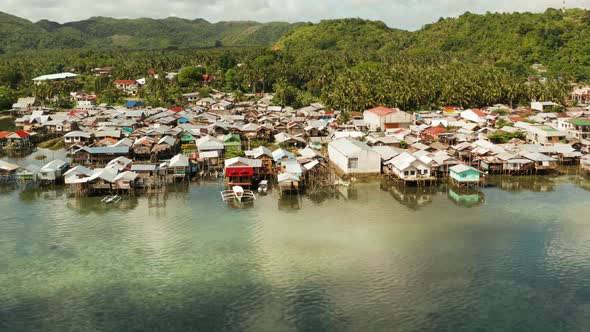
(2, 0, 590, 30)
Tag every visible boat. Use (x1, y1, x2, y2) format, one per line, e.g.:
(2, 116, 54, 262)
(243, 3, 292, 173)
(335, 179, 351, 187)
(258, 180, 269, 194)
(221, 186, 256, 203)
(101, 195, 122, 204)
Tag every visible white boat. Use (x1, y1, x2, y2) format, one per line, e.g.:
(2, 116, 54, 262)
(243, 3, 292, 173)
(101, 195, 122, 204)
(221, 186, 256, 203)
(335, 179, 351, 187)
(258, 180, 268, 194)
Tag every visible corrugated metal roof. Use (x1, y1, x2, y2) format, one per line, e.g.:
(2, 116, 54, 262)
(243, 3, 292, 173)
(329, 138, 373, 157)
(78, 146, 129, 155)
(224, 157, 262, 168)
(278, 173, 300, 183)
(33, 72, 78, 81)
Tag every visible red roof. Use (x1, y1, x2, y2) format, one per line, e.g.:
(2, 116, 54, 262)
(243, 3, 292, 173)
(423, 127, 447, 136)
(470, 108, 486, 116)
(366, 106, 399, 117)
(0, 131, 10, 139)
(114, 80, 136, 84)
(12, 131, 30, 138)
(169, 106, 184, 112)
(69, 110, 89, 116)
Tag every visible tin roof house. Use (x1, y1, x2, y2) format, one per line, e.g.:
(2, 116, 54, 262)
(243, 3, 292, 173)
(363, 106, 413, 131)
(328, 138, 381, 175)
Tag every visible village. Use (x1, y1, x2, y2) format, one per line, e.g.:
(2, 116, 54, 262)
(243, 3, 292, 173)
(1, 70, 590, 202)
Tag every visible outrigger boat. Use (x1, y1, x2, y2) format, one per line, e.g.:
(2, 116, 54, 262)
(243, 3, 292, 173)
(258, 180, 269, 194)
(101, 194, 122, 204)
(221, 186, 256, 203)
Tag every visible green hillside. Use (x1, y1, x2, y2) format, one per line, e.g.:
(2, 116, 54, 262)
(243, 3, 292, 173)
(274, 9, 590, 79)
(0, 11, 301, 52)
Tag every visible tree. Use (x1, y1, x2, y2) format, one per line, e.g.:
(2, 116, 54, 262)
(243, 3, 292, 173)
(0, 86, 16, 110)
(198, 87, 211, 98)
(178, 66, 206, 87)
(224, 69, 241, 91)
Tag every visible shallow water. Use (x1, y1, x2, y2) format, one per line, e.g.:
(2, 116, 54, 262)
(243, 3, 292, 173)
(1, 175, 590, 332)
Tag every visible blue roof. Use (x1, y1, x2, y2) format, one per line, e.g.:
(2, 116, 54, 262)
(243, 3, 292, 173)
(126, 101, 144, 108)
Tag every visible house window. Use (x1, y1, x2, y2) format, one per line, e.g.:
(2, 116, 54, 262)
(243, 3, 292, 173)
(348, 158, 359, 169)
(404, 171, 409, 176)
(410, 170, 416, 176)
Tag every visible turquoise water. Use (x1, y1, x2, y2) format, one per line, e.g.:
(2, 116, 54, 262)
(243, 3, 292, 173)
(1, 176, 590, 331)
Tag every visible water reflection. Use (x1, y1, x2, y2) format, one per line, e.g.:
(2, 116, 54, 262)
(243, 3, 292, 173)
(382, 181, 441, 210)
(486, 175, 563, 193)
(573, 176, 590, 191)
(448, 188, 485, 208)
(3, 173, 590, 214)
(66, 195, 140, 214)
(3, 173, 590, 331)
(278, 194, 302, 211)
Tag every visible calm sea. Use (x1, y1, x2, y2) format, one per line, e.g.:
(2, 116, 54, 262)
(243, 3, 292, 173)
(1, 175, 590, 331)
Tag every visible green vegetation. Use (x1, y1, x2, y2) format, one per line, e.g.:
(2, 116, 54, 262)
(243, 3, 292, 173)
(0, 86, 15, 109)
(37, 137, 66, 150)
(0, 11, 302, 52)
(489, 131, 526, 144)
(0, 10, 586, 111)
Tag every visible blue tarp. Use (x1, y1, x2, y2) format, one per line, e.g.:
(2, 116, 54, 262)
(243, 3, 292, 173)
(126, 101, 144, 108)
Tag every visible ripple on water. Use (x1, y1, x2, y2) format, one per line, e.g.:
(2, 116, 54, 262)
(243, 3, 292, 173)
(1, 181, 590, 331)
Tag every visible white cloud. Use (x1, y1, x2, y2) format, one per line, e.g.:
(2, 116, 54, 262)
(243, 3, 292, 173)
(1, 0, 590, 29)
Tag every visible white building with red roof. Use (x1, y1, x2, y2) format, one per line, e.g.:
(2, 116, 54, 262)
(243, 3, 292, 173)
(113, 80, 139, 95)
(363, 106, 413, 131)
(460, 108, 488, 124)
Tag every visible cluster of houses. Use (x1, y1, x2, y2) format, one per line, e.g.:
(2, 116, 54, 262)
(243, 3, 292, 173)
(4, 76, 590, 195)
(325, 104, 590, 187)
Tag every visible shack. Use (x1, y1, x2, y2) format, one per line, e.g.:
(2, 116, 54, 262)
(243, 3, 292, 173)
(224, 157, 262, 188)
(38, 159, 69, 184)
(0, 160, 20, 183)
(72, 146, 130, 167)
(278, 173, 300, 195)
(450, 164, 483, 188)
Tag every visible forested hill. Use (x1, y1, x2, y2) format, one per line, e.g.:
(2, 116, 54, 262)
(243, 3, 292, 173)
(3, 7, 590, 77)
(0, 11, 301, 52)
(274, 8, 590, 80)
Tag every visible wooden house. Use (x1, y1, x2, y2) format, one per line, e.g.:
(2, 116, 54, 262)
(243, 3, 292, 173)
(151, 136, 178, 161)
(278, 173, 300, 195)
(245, 146, 274, 176)
(72, 146, 130, 167)
(38, 159, 69, 184)
(113, 171, 138, 191)
(521, 152, 558, 173)
(450, 164, 483, 188)
(132, 137, 155, 161)
(224, 157, 262, 188)
(0, 160, 19, 183)
(167, 154, 192, 181)
(385, 152, 434, 185)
